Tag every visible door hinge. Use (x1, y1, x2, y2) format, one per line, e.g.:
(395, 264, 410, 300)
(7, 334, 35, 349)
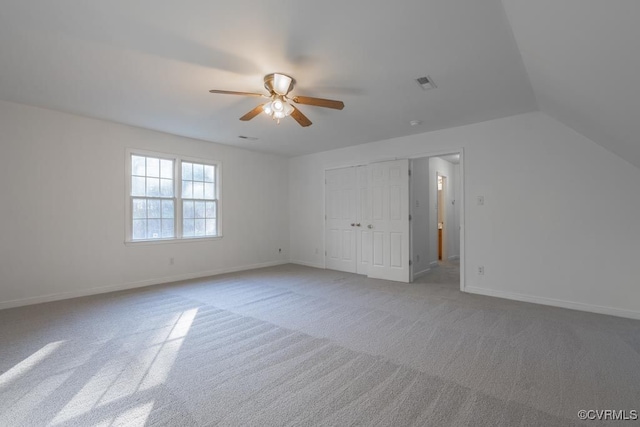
(409, 214, 412, 221)
(325, 215, 327, 220)
(325, 251, 327, 256)
(408, 169, 412, 176)
(409, 260, 413, 266)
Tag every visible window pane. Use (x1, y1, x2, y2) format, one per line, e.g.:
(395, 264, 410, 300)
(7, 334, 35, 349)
(132, 177, 145, 196)
(162, 219, 174, 238)
(132, 156, 146, 176)
(193, 182, 204, 199)
(162, 200, 174, 218)
(183, 219, 195, 237)
(147, 219, 161, 239)
(204, 183, 214, 199)
(160, 179, 173, 197)
(132, 199, 146, 219)
(146, 157, 160, 177)
(183, 200, 194, 219)
(206, 218, 217, 236)
(160, 159, 173, 179)
(204, 165, 215, 182)
(182, 181, 193, 198)
(194, 201, 205, 219)
(182, 162, 193, 181)
(205, 201, 216, 218)
(193, 163, 204, 181)
(133, 219, 147, 240)
(147, 199, 161, 218)
(147, 178, 160, 197)
(194, 219, 206, 236)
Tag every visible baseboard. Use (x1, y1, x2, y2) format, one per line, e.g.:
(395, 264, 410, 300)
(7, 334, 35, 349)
(465, 286, 640, 320)
(412, 268, 431, 279)
(448, 255, 460, 261)
(289, 260, 325, 269)
(429, 261, 439, 268)
(0, 260, 288, 311)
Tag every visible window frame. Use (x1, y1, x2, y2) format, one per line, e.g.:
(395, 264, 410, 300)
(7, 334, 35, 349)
(125, 148, 222, 244)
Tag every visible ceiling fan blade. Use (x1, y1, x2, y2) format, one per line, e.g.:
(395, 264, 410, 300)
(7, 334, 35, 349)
(291, 96, 344, 110)
(209, 90, 265, 97)
(239, 104, 265, 121)
(290, 107, 312, 127)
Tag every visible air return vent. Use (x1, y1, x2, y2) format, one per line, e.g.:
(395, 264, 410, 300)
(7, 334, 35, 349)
(238, 135, 258, 141)
(416, 76, 436, 90)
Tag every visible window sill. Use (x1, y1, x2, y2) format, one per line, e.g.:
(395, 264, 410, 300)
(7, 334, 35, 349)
(124, 235, 223, 246)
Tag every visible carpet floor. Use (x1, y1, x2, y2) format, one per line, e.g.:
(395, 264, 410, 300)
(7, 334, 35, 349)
(1, 264, 639, 426)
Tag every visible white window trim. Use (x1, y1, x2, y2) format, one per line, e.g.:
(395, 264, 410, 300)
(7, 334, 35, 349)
(124, 148, 223, 244)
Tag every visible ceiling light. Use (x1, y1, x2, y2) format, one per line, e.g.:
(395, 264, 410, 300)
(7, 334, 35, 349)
(263, 102, 273, 115)
(272, 98, 285, 113)
(283, 102, 294, 117)
(273, 74, 293, 96)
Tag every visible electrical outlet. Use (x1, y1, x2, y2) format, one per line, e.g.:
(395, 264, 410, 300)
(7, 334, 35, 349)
(278, 248, 282, 253)
(478, 266, 484, 275)
(477, 196, 485, 206)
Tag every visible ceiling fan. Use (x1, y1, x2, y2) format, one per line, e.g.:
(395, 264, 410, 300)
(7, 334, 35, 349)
(209, 73, 344, 127)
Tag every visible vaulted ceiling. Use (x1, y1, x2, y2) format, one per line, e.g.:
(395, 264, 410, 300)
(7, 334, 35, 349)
(502, 0, 640, 169)
(0, 1, 637, 165)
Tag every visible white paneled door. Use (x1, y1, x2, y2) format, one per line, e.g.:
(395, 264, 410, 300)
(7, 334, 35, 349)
(356, 165, 371, 275)
(366, 160, 410, 282)
(325, 167, 357, 273)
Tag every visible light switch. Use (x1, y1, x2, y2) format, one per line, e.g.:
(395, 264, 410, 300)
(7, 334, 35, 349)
(477, 196, 485, 206)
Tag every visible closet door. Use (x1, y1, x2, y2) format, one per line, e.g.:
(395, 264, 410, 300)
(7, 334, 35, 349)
(325, 167, 357, 273)
(356, 165, 371, 275)
(366, 159, 410, 282)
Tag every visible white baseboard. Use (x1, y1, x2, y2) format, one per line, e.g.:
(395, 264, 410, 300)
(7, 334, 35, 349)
(465, 286, 640, 320)
(412, 268, 431, 280)
(289, 260, 325, 269)
(448, 255, 460, 261)
(0, 260, 288, 311)
(429, 261, 439, 268)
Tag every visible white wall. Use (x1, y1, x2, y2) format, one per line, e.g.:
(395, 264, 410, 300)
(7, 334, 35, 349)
(289, 111, 640, 318)
(0, 100, 289, 308)
(410, 158, 430, 275)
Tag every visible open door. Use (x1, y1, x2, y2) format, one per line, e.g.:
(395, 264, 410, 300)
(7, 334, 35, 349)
(366, 159, 410, 282)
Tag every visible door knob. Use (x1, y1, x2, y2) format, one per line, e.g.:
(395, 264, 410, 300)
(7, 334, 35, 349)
(351, 223, 356, 227)
(356, 223, 361, 227)
(367, 224, 373, 229)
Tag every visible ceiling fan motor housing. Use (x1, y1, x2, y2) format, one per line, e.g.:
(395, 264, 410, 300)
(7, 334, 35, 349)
(264, 73, 295, 96)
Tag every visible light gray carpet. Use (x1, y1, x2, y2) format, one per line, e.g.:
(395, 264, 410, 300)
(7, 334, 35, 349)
(1, 264, 639, 426)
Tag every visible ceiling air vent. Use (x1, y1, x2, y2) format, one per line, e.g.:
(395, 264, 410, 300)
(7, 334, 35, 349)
(416, 76, 436, 90)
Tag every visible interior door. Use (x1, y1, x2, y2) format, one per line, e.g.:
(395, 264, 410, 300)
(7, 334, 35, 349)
(366, 159, 410, 282)
(325, 167, 357, 273)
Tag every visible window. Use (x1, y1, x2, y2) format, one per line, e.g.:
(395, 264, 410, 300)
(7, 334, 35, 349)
(127, 151, 220, 242)
(181, 162, 217, 237)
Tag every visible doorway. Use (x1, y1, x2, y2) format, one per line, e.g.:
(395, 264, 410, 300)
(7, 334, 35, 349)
(409, 152, 463, 290)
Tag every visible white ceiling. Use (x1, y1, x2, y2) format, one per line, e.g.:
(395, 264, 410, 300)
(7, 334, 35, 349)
(0, 0, 537, 157)
(502, 0, 640, 169)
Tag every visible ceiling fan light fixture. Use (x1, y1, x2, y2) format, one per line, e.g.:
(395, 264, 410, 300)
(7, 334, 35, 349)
(263, 102, 273, 115)
(272, 98, 285, 113)
(283, 102, 294, 116)
(273, 73, 293, 95)
(273, 110, 286, 119)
